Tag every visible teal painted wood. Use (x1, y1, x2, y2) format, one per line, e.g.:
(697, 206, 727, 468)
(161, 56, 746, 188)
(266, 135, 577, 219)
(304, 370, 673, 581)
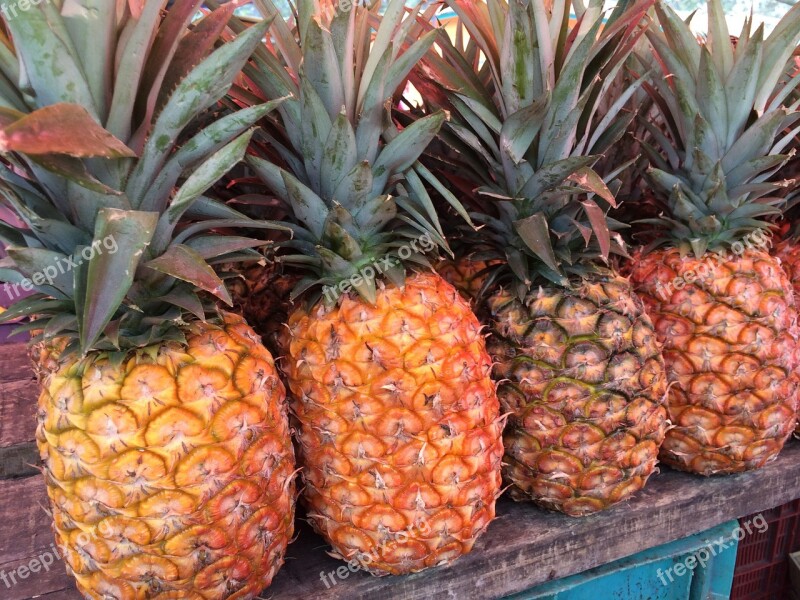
(506, 520, 740, 600)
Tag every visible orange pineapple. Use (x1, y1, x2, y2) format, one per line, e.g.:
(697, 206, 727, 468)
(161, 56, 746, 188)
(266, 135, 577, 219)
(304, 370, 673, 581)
(629, 1, 800, 474)
(235, 0, 503, 574)
(285, 273, 501, 573)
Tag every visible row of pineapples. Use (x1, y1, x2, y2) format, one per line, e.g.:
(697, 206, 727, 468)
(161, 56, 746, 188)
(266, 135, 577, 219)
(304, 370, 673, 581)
(1, 0, 800, 597)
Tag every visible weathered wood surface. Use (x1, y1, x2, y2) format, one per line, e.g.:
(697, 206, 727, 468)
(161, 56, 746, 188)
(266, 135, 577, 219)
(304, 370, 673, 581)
(0, 377, 38, 450)
(0, 343, 32, 383)
(0, 343, 39, 481)
(1, 340, 799, 599)
(2, 442, 800, 600)
(0, 343, 37, 447)
(0, 442, 38, 479)
(0, 477, 71, 600)
(28, 592, 76, 600)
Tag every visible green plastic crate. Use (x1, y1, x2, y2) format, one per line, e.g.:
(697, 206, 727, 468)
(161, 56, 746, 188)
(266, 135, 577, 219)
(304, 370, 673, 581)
(507, 520, 740, 600)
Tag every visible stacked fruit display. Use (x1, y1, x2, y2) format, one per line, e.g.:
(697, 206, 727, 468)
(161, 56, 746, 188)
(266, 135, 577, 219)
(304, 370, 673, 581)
(0, 0, 799, 597)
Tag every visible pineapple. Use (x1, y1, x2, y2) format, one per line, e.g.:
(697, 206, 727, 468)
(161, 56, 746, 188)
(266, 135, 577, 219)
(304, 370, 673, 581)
(628, 0, 800, 475)
(39, 314, 295, 600)
(31, 334, 69, 381)
(213, 176, 300, 358)
(771, 57, 800, 436)
(775, 233, 800, 310)
(774, 233, 800, 437)
(418, 0, 669, 516)
(435, 251, 501, 301)
(229, 0, 504, 575)
(228, 248, 301, 358)
(0, 2, 296, 598)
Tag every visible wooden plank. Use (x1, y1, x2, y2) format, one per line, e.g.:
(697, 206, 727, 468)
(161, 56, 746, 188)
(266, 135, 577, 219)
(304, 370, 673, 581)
(0, 379, 38, 450)
(0, 344, 38, 451)
(0, 343, 33, 382)
(0, 477, 54, 565)
(0, 477, 77, 600)
(0, 554, 76, 600)
(0, 442, 39, 479)
(2, 442, 800, 599)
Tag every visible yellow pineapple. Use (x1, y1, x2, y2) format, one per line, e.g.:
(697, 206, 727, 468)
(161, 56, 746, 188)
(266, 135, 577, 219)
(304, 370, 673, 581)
(628, 1, 800, 474)
(0, 2, 295, 597)
(235, 0, 504, 574)
(38, 314, 295, 599)
(30, 335, 69, 381)
(419, 0, 668, 515)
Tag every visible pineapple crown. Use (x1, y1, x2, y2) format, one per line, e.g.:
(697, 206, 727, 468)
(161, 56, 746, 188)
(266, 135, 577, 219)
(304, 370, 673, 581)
(0, 1, 286, 357)
(636, 0, 800, 257)
(417, 0, 654, 297)
(222, 0, 470, 305)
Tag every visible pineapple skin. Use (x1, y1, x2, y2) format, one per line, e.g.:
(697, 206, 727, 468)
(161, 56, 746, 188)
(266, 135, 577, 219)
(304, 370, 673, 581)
(284, 272, 503, 575)
(630, 248, 799, 475)
(436, 256, 502, 301)
(30, 335, 69, 381)
(230, 261, 301, 358)
(487, 274, 668, 516)
(774, 238, 800, 435)
(36, 314, 296, 600)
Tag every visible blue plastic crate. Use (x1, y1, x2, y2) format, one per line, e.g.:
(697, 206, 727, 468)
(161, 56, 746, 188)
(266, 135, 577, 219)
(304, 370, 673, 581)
(508, 520, 740, 600)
